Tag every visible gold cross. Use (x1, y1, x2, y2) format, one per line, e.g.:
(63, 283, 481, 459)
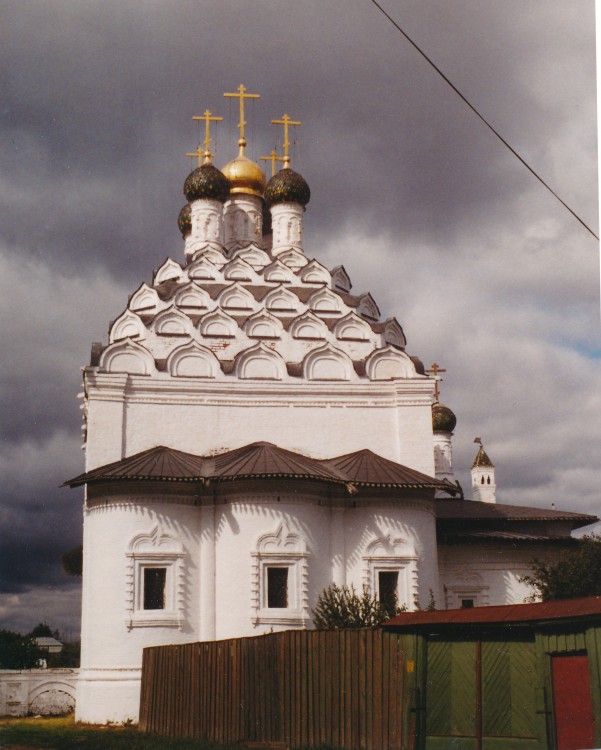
(425, 362, 447, 402)
(185, 145, 204, 168)
(224, 84, 260, 149)
(271, 113, 301, 167)
(192, 109, 223, 163)
(260, 150, 285, 177)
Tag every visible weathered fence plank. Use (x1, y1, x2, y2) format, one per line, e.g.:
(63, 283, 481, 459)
(140, 629, 406, 749)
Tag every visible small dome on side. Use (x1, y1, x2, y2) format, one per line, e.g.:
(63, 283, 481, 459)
(178, 203, 192, 237)
(265, 168, 310, 207)
(184, 164, 230, 203)
(432, 402, 457, 433)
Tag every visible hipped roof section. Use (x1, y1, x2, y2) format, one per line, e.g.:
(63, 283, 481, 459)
(64, 441, 460, 495)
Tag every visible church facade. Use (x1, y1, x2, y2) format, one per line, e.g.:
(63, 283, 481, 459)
(67, 89, 595, 723)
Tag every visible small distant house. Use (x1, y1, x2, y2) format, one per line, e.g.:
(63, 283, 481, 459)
(34, 637, 63, 654)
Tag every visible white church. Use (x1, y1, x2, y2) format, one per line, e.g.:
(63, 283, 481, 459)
(66, 87, 596, 723)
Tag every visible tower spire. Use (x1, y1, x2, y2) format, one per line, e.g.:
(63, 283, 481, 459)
(192, 109, 223, 164)
(224, 84, 261, 156)
(271, 113, 301, 168)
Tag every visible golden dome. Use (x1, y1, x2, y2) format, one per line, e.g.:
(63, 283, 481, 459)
(222, 146, 266, 197)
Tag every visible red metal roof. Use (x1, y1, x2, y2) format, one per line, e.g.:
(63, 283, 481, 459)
(382, 596, 601, 628)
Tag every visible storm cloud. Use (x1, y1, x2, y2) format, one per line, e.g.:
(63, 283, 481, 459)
(1, 0, 598, 634)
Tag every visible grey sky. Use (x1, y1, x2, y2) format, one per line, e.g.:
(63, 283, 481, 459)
(1, 0, 598, 634)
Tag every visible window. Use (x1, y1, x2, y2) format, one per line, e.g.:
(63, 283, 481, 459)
(143, 568, 166, 610)
(378, 571, 399, 612)
(251, 522, 309, 627)
(267, 567, 288, 608)
(461, 598, 475, 609)
(126, 527, 185, 628)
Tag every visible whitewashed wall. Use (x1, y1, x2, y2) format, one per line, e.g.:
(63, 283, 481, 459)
(0, 670, 78, 717)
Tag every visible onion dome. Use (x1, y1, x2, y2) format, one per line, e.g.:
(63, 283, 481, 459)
(432, 402, 457, 433)
(265, 167, 310, 207)
(183, 164, 230, 203)
(177, 203, 192, 237)
(221, 152, 266, 197)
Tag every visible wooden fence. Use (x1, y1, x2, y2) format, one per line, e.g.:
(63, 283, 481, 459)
(139, 629, 411, 748)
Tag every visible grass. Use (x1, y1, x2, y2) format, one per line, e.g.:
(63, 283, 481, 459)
(0, 715, 242, 749)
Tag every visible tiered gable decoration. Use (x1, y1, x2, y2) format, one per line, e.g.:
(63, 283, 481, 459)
(70, 86, 597, 725)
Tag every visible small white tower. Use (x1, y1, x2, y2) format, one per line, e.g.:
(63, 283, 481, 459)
(471, 438, 496, 503)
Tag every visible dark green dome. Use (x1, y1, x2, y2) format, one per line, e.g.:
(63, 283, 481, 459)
(177, 203, 191, 237)
(183, 164, 230, 203)
(265, 168, 310, 207)
(432, 402, 457, 433)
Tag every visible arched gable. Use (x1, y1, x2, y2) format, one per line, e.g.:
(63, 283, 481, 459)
(307, 287, 344, 314)
(263, 259, 296, 284)
(223, 257, 256, 282)
(331, 265, 352, 292)
(364, 533, 416, 559)
(256, 521, 306, 554)
(99, 339, 156, 375)
(109, 310, 146, 343)
(189, 246, 227, 270)
(365, 346, 416, 380)
(198, 309, 238, 338)
(230, 244, 271, 271)
(217, 282, 256, 312)
(289, 311, 328, 340)
(263, 285, 300, 313)
(357, 293, 380, 321)
(277, 247, 309, 271)
(333, 312, 373, 341)
(173, 282, 213, 311)
(153, 258, 184, 285)
(234, 343, 287, 380)
(167, 341, 220, 378)
(188, 256, 223, 281)
(383, 317, 407, 349)
(243, 310, 283, 339)
(151, 305, 192, 336)
(299, 259, 331, 285)
(302, 344, 354, 381)
(129, 283, 161, 314)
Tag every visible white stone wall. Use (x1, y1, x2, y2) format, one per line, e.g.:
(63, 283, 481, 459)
(0, 670, 78, 717)
(76, 487, 438, 722)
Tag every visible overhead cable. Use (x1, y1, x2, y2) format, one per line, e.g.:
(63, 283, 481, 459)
(368, 0, 598, 241)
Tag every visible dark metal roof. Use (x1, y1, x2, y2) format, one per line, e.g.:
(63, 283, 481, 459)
(435, 498, 596, 524)
(64, 442, 457, 494)
(325, 449, 457, 491)
(382, 596, 601, 629)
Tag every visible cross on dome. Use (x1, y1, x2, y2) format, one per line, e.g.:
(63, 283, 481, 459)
(185, 145, 204, 168)
(224, 84, 261, 153)
(271, 113, 301, 168)
(192, 109, 223, 164)
(426, 362, 447, 402)
(260, 150, 286, 177)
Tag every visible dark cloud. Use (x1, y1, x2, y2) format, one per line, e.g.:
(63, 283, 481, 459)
(1, 0, 597, 631)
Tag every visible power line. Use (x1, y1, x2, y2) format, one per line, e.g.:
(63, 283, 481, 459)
(368, 0, 598, 241)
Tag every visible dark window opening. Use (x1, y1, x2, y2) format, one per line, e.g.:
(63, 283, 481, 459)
(144, 567, 166, 610)
(267, 567, 288, 608)
(378, 571, 398, 612)
(481, 476, 485, 484)
(487, 476, 491, 484)
(461, 598, 474, 609)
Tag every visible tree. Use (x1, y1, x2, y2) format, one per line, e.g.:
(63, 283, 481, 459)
(0, 629, 43, 669)
(61, 545, 83, 576)
(312, 583, 405, 629)
(29, 622, 54, 638)
(521, 535, 601, 601)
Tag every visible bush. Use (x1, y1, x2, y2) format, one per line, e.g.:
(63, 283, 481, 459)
(312, 583, 405, 629)
(522, 535, 601, 601)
